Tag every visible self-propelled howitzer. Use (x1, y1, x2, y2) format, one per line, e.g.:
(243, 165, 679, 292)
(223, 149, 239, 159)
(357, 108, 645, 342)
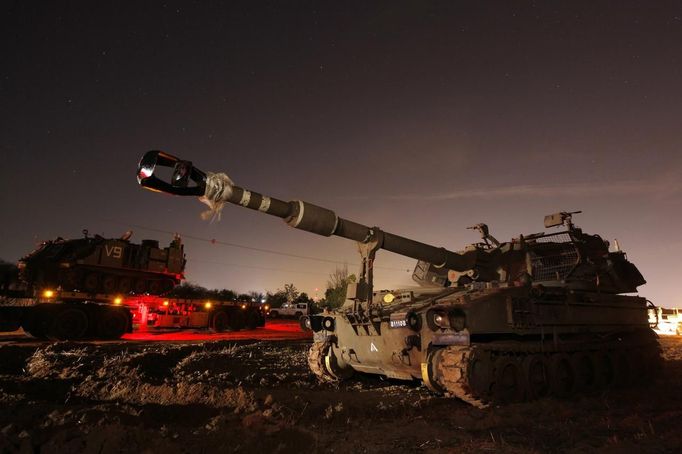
(137, 150, 661, 406)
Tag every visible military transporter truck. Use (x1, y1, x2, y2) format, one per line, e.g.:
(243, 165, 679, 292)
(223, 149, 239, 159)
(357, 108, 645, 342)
(136, 150, 661, 406)
(0, 231, 185, 340)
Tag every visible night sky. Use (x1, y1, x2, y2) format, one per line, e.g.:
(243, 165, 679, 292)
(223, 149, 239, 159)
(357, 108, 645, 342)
(1, 1, 681, 305)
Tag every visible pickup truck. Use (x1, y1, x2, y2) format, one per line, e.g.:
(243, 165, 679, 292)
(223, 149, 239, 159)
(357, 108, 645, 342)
(268, 302, 309, 318)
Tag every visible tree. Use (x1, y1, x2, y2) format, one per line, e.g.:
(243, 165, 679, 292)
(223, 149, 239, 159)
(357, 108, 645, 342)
(266, 284, 301, 308)
(167, 282, 208, 299)
(283, 283, 298, 303)
(217, 288, 238, 301)
(323, 266, 356, 310)
(248, 291, 265, 303)
(266, 290, 288, 308)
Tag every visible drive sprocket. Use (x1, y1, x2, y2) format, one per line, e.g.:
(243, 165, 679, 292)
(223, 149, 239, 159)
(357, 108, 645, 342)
(423, 345, 488, 408)
(307, 340, 338, 383)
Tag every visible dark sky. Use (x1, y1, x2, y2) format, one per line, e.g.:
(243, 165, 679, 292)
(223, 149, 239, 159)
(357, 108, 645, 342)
(1, 1, 681, 305)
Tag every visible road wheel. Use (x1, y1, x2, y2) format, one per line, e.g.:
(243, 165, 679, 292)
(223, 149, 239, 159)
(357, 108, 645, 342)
(148, 280, 162, 295)
(48, 307, 89, 340)
(64, 270, 81, 290)
(647, 346, 664, 378)
(549, 354, 575, 398)
(117, 277, 132, 294)
(96, 309, 129, 339)
(467, 349, 493, 398)
(613, 351, 632, 387)
(83, 273, 100, 293)
(593, 350, 615, 389)
(295, 311, 303, 317)
(269, 311, 279, 318)
(523, 354, 550, 400)
(133, 279, 147, 294)
(492, 356, 524, 403)
(572, 352, 597, 393)
(162, 279, 176, 293)
(102, 275, 118, 294)
(210, 310, 229, 332)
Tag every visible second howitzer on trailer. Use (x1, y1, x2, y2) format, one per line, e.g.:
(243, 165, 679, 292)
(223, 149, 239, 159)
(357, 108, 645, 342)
(137, 150, 661, 406)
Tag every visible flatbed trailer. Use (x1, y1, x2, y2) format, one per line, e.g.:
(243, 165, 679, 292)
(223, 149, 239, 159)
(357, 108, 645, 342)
(125, 295, 266, 332)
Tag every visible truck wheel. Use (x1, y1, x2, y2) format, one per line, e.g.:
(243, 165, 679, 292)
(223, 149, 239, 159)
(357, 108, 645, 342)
(0, 321, 21, 332)
(295, 311, 303, 317)
(269, 311, 278, 318)
(228, 310, 245, 331)
(245, 311, 260, 330)
(48, 307, 89, 340)
(97, 309, 129, 339)
(210, 310, 229, 332)
(83, 273, 100, 293)
(23, 309, 50, 339)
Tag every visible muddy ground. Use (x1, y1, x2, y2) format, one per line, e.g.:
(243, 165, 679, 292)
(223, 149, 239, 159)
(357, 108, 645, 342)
(0, 332, 681, 454)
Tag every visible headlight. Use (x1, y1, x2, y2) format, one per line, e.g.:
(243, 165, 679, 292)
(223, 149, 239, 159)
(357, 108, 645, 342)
(433, 312, 450, 329)
(426, 309, 466, 331)
(426, 309, 449, 330)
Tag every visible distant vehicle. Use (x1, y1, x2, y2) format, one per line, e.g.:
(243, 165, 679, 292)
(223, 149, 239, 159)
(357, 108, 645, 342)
(268, 302, 309, 318)
(649, 307, 682, 335)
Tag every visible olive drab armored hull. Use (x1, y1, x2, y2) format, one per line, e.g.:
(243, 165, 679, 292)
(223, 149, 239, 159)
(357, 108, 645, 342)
(19, 230, 185, 296)
(136, 150, 661, 406)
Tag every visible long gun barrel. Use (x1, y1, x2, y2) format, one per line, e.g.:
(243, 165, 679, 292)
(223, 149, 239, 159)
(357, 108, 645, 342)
(137, 151, 477, 271)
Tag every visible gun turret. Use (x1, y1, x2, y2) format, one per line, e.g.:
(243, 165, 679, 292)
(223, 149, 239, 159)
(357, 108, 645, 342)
(137, 151, 487, 299)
